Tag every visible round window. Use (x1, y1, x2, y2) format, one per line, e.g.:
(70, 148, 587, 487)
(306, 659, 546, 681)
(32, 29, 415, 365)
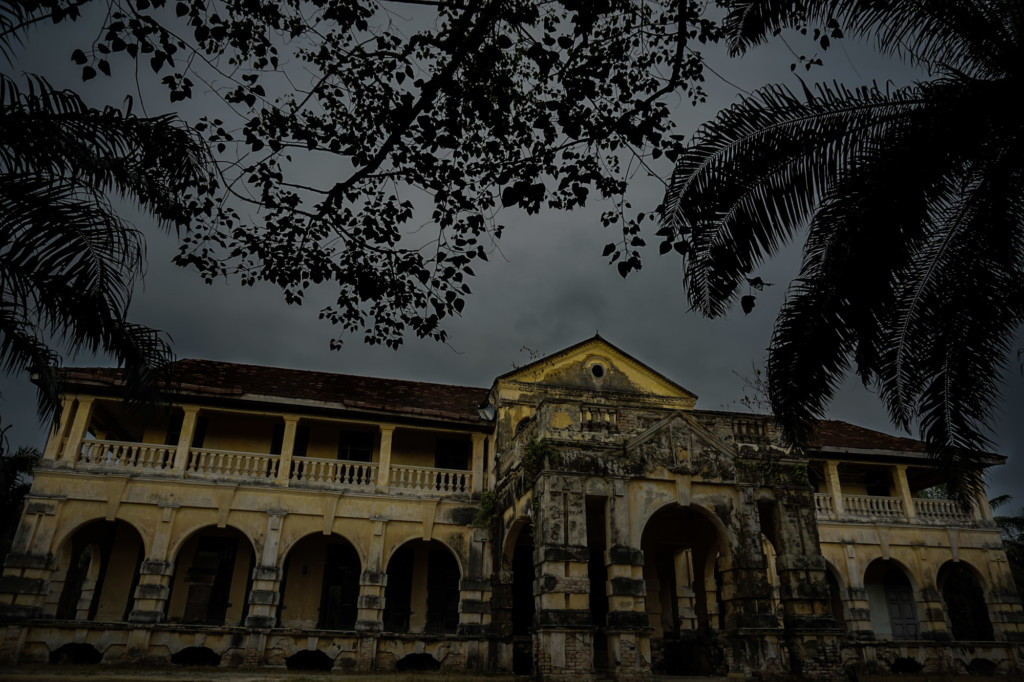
(590, 364, 605, 378)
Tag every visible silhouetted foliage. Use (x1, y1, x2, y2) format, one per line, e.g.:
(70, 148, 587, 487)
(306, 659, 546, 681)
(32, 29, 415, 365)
(0, 427, 40, 562)
(992, 495, 1024, 593)
(661, 0, 1024, 504)
(10, 0, 720, 365)
(2, 2, 215, 420)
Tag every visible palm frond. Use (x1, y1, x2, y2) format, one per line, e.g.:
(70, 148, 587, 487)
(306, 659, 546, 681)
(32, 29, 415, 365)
(722, 0, 1019, 79)
(662, 80, 927, 316)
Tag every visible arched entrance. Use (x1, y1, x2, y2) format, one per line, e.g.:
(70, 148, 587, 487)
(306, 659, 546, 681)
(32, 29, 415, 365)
(166, 526, 255, 626)
(938, 562, 993, 641)
(503, 519, 535, 675)
(383, 540, 461, 634)
(54, 520, 144, 622)
(280, 534, 361, 629)
(823, 562, 847, 631)
(864, 559, 919, 639)
(641, 504, 724, 675)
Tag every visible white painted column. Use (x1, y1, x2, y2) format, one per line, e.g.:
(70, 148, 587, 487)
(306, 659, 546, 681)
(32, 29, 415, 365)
(377, 424, 396, 489)
(42, 398, 75, 460)
(824, 460, 845, 516)
(172, 407, 200, 472)
(892, 464, 916, 519)
(471, 433, 486, 494)
(61, 397, 95, 464)
(274, 416, 299, 486)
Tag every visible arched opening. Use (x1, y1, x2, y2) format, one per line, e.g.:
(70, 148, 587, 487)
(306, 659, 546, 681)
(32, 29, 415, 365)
(279, 534, 361, 630)
(761, 534, 781, 617)
(823, 562, 847, 632)
(502, 519, 535, 675)
(864, 559, 919, 639)
(938, 562, 993, 641)
(383, 539, 460, 634)
(54, 520, 144, 622)
(641, 504, 724, 676)
(166, 526, 255, 626)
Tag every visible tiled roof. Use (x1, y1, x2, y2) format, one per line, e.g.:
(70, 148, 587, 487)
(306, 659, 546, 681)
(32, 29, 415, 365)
(809, 419, 927, 453)
(59, 360, 491, 424)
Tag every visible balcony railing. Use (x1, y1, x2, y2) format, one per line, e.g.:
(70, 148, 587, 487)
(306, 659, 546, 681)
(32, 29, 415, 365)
(390, 465, 469, 495)
(843, 494, 904, 519)
(79, 440, 174, 470)
(913, 497, 971, 523)
(68, 439, 470, 497)
(814, 491, 974, 525)
(291, 457, 376, 489)
(186, 447, 280, 480)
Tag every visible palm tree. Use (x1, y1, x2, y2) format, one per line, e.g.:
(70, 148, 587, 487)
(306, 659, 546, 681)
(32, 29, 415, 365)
(660, 0, 1023, 505)
(1, 1, 214, 421)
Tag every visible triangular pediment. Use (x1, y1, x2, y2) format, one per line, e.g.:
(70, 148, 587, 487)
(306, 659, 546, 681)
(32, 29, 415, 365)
(493, 336, 697, 407)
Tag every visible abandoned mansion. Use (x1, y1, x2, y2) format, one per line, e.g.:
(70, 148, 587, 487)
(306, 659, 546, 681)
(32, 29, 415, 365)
(1, 337, 1021, 679)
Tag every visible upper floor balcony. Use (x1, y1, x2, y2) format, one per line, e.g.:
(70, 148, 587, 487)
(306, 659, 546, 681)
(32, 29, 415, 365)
(41, 396, 490, 499)
(809, 459, 993, 527)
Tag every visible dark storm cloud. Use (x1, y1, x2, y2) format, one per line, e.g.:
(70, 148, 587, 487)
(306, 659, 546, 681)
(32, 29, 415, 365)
(2, 9, 1022, 506)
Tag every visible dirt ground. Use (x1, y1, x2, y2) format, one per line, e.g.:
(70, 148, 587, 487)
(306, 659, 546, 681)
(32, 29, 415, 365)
(0, 666, 519, 682)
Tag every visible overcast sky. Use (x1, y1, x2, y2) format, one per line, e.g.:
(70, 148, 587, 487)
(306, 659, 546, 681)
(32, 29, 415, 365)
(3, 5, 1022, 505)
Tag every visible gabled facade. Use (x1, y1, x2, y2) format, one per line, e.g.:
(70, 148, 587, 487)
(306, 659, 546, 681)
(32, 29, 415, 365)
(1, 337, 1021, 679)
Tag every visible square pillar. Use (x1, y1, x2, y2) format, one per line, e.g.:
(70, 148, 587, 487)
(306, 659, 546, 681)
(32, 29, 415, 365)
(42, 399, 75, 460)
(824, 460, 845, 516)
(273, 416, 299, 486)
(376, 424, 395, 489)
(892, 465, 916, 519)
(172, 407, 200, 472)
(61, 397, 95, 464)
(470, 433, 486, 495)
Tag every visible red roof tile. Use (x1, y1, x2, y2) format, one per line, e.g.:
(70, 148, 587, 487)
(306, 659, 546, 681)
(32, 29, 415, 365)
(59, 360, 491, 424)
(809, 420, 927, 453)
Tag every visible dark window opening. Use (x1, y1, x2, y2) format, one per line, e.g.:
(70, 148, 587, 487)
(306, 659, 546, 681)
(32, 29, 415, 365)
(941, 564, 993, 641)
(591, 364, 605, 378)
(425, 548, 460, 633)
(435, 438, 470, 470)
(383, 545, 414, 632)
(165, 414, 207, 448)
(271, 423, 309, 457)
(182, 536, 238, 625)
(318, 542, 360, 630)
(338, 430, 373, 462)
(864, 470, 892, 497)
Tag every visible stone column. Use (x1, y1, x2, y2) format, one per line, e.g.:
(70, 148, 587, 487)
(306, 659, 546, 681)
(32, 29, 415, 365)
(823, 461, 845, 517)
(892, 465, 916, 519)
(0, 498, 60, 621)
(61, 397, 95, 464)
(376, 424, 396, 490)
(533, 473, 595, 681)
(770, 488, 843, 678)
(172, 407, 200, 472)
(355, 521, 386, 670)
(245, 511, 284, 629)
(604, 479, 651, 681)
(127, 509, 177, 624)
(457, 527, 492, 671)
(674, 549, 698, 631)
(716, 490, 782, 678)
(470, 433, 486, 495)
(42, 398, 75, 461)
(274, 416, 299, 486)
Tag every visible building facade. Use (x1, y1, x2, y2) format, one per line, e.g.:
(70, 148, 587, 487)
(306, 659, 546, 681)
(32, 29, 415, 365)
(1, 337, 1021, 679)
